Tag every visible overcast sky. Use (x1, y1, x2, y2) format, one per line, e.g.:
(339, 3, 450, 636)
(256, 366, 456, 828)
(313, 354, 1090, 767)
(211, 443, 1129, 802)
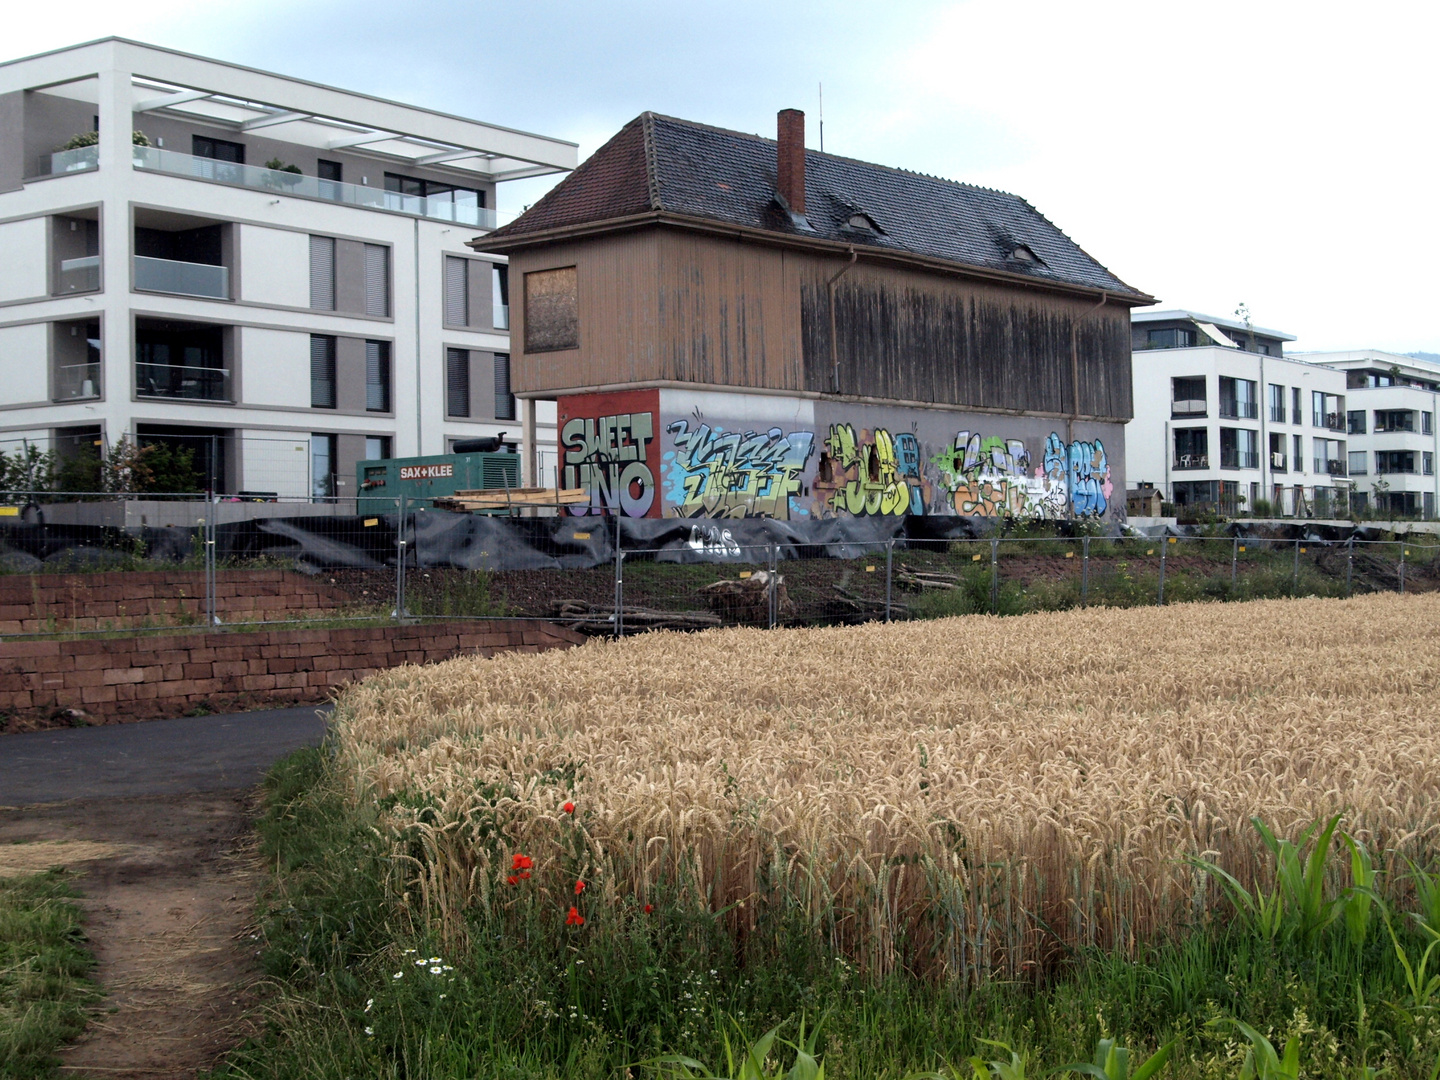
(9, 1, 1437, 353)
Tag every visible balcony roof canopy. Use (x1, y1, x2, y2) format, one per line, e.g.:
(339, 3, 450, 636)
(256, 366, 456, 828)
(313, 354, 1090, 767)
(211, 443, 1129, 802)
(3, 37, 578, 184)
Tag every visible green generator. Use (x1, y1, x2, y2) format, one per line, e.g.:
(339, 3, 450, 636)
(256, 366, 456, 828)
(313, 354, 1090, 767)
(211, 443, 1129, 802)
(357, 450, 520, 514)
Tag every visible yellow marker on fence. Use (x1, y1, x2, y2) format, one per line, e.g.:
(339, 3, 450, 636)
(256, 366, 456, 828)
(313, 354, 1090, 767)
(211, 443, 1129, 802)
(1405, 550, 1411, 556)
(972, 553, 983, 562)
(1239, 545, 1246, 552)
(363, 518, 378, 527)
(573, 532, 591, 540)
(1168, 537, 1177, 543)
(1146, 549, 1154, 555)
(1300, 547, 1307, 553)
(1064, 551, 1074, 558)
(739, 571, 752, 579)
(0, 507, 17, 517)
(865, 565, 876, 572)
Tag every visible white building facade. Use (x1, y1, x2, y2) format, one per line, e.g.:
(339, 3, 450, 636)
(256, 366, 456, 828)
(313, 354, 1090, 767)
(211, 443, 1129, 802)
(1295, 350, 1440, 520)
(0, 38, 576, 499)
(1128, 309, 1351, 518)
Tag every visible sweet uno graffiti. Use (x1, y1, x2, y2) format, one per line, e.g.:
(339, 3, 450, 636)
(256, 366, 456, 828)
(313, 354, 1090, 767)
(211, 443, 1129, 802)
(812, 424, 925, 518)
(662, 421, 815, 519)
(560, 410, 657, 517)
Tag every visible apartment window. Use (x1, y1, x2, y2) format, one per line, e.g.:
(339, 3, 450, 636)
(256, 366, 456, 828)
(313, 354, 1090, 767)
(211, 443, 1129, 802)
(1146, 327, 1196, 349)
(1269, 383, 1286, 423)
(309, 236, 336, 311)
(1314, 438, 1344, 476)
(1257, 343, 1271, 355)
(524, 266, 579, 352)
(1376, 450, 1417, 475)
(1427, 452, 1435, 477)
(309, 335, 336, 409)
(53, 320, 102, 402)
(1426, 412, 1435, 436)
(1375, 410, 1415, 433)
(494, 352, 515, 420)
(445, 348, 470, 417)
(317, 160, 342, 182)
(311, 434, 336, 500)
(1293, 434, 1304, 473)
(135, 319, 228, 402)
(1171, 376, 1206, 417)
(365, 340, 391, 412)
(1219, 377, 1258, 420)
(1268, 431, 1287, 471)
(192, 135, 244, 163)
(1427, 492, 1436, 520)
(444, 257, 469, 326)
(365, 435, 391, 461)
(1173, 428, 1208, 468)
(493, 264, 510, 329)
(1313, 392, 1343, 429)
(1348, 450, 1368, 475)
(363, 245, 389, 317)
(1348, 410, 1367, 435)
(1292, 387, 1302, 425)
(1220, 427, 1258, 470)
(384, 173, 484, 208)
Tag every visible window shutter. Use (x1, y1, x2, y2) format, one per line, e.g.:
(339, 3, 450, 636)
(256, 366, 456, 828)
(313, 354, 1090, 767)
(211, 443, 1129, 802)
(309, 236, 335, 310)
(310, 335, 336, 409)
(493, 352, 514, 420)
(446, 348, 469, 418)
(364, 244, 388, 317)
(444, 256, 468, 326)
(365, 340, 390, 412)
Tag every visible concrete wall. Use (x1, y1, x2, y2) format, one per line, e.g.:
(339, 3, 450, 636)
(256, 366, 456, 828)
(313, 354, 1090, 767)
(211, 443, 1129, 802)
(558, 387, 1125, 521)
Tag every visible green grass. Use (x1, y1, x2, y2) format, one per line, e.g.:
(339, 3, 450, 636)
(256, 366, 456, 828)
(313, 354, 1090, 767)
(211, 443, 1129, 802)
(0, 870, 99, 1078)
(210, 748, 1440, 1080)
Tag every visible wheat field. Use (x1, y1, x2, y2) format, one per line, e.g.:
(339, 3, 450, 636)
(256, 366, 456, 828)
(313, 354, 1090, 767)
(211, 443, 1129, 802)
(331, 593, 1440, 982)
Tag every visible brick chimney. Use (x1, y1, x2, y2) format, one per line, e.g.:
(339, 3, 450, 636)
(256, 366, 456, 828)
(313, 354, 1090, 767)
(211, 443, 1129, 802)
(776, 109, 806, 215)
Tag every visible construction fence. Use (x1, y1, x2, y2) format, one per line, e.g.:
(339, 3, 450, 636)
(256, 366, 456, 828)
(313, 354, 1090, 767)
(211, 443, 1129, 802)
(1, 492, 1436, 641)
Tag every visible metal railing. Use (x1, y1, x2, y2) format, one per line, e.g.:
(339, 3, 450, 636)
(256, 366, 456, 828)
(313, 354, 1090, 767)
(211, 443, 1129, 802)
(1220, 450, 1260, 469)
(1171, 399, 1207, 417)
(135, 362, 231, 402)
(134, 255, 229, 299)
(1219, 401, 1260, 420)
(133, 146, 498, 229)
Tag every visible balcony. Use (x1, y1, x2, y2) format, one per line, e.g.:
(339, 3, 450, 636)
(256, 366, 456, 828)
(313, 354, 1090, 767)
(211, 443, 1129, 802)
(1173, 454, 1210, 470)
(1220, 450, 1260, 470)
(1316, 459, 1348, 477)
(1219, 400, 1259, 420)
(54, 255, 99, 294)
(54, 362, 100, 401)
(494, 304, 510, 330)
(134, 255, 229, 300)
(133, 146, 498, 230)
(1270, 452, 1287, 472)
(1270, 406, 1287, 423)
(1313, 412, 1346, 432)
(1171, 398, 1207, 418)
(34, 146, 99, 179)
(136, 362, 231, 403)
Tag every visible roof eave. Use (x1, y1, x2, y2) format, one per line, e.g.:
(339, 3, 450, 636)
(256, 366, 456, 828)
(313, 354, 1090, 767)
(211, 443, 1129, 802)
(473, 211, 1155, 306)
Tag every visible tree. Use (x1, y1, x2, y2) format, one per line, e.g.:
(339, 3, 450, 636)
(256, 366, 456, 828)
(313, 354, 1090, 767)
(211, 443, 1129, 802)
(0, 442, 57, 494)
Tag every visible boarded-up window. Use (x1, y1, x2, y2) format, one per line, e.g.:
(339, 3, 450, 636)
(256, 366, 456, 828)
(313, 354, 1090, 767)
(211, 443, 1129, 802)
(524, 266, 578, 352)
(363, 244, 389, 317)
(493, 352, 514, 420)
(446, 348, 469, 417)
(309, 236, 335, 311)
(444, 256, 468, 326)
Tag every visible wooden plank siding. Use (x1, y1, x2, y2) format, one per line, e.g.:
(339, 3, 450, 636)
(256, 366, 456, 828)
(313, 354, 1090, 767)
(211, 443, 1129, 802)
(507, 226, 1133, 422)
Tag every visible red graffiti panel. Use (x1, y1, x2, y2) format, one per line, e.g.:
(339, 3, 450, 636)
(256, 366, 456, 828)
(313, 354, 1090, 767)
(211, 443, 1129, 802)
(557, 389, 662, 517)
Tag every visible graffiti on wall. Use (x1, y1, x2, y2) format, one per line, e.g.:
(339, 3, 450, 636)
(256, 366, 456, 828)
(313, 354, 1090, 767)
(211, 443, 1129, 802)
(813, 424, 926, 517)
(927, 431, 1111, 518)
(561, 411, 657, 516)
(662, 421, 815, 519)
(1069, 438, 1112, 518)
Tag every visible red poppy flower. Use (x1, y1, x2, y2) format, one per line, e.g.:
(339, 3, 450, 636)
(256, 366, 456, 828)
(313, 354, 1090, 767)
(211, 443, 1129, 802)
(643, 904, 654, 914)
(574, 880, 586, 895)
(566, 906, 585, 926)
(507, 875, 519, 886)
(511, 854, 533, 871)
(562, 801, 575, 814)
(519, 871, 531, 879)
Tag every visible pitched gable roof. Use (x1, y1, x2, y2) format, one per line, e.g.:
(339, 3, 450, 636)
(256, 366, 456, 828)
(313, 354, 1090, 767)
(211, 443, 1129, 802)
(483, 112, 1150, 302)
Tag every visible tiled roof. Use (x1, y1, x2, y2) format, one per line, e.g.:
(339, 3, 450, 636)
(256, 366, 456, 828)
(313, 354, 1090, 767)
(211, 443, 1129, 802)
(486, 113, 1150, 301)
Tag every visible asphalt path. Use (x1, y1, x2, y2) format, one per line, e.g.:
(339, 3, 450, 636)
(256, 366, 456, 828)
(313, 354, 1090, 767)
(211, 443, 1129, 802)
(0, 705, 331, 804)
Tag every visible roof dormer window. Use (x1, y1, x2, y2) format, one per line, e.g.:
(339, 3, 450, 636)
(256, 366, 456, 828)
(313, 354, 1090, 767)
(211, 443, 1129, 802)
(1010, 245, 1037, 262)
(847, 212, 877, 231)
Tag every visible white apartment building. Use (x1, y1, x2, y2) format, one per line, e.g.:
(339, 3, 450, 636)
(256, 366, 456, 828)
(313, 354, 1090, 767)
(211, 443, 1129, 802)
(1294, 350, 1440, 519)
(1128, 309, 1351, 518)
(0, 38, 576, 500)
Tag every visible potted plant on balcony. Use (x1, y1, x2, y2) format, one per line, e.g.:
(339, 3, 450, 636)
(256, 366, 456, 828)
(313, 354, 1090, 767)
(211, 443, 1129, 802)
(262, 158, 304, 190)
(60, 130, 150, 149)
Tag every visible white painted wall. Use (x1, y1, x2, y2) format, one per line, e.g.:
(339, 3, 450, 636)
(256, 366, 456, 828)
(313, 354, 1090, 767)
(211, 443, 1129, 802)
(239, 428, 311, 498)
(238, 326, 310, 408)
(0, 323, 50, 404)
(237, 224, 310, 308)
(0, 218, 48, 302)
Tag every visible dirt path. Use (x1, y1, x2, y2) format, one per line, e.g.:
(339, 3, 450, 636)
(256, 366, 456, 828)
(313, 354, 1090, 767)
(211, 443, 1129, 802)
(0, 792, 263, 1078)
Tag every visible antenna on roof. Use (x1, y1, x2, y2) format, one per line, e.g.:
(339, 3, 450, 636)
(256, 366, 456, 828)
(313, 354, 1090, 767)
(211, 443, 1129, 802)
(818, 82, 824, 152)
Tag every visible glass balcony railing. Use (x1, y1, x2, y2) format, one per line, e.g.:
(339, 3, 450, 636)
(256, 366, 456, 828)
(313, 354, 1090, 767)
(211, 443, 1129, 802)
(53, 362, 101, 401)
(38, 146, 100, 178)
(54, 255, 100, 294)
(1220, 450, 1260, 469)
(1171, 398, 1207, 417)
(135, 362, 231, 402)
(493, 304, 510, 330)
(134, 255, 229, 299)
(1219, 400, 1259, 420)
(133, 146, 498, 229)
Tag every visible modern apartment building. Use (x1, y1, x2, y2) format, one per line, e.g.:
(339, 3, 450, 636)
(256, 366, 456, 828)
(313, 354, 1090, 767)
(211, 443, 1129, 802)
(0, 38, 576, 499)
(1128, 309, 1352, 517)
(1294, 350, 1440, 519)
